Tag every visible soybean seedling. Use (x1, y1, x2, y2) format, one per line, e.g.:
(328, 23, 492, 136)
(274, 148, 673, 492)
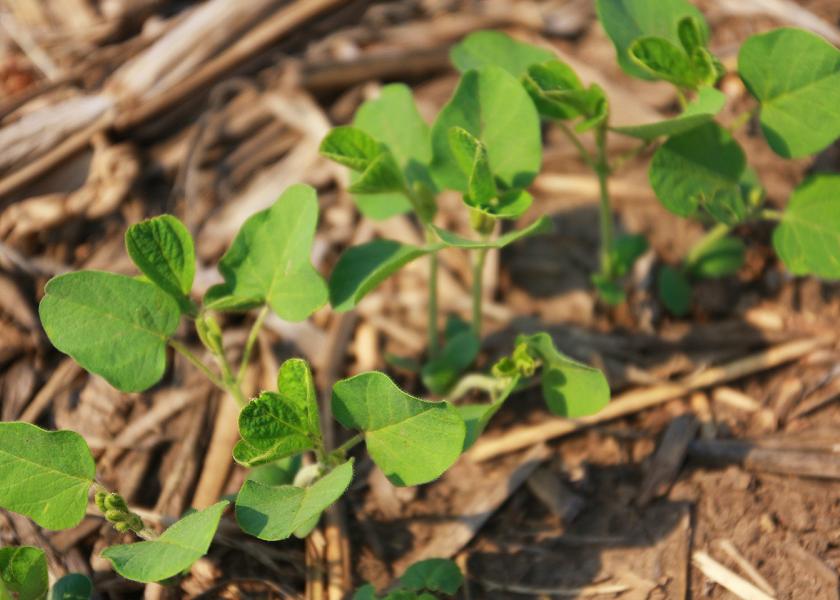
(353, 558, 463, 600)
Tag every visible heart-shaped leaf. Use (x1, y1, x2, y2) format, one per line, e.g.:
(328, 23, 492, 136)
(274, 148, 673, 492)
(204, 184, 328, 321)
(233, 359, 322, 467)
(431, 66, 541, 193)
(125, 215, 196, 315)
(50, 574, 92, 600)
(649, 122, 746, 222)
(0, 423, 95, 531)
(450, 30, 554, 77)
(235, 460, 353, 541)
(657, 265, 692, 316)
(739, 28, 840, 158)
(101, 501, 228, 583)
(39, 271, 180, 392)
(773, 175, 840, 279)
(0, 547, 47, 600)
(596, 0, 708, 80)
(612, 87, 725, 140)
(332, 372, 465, 486)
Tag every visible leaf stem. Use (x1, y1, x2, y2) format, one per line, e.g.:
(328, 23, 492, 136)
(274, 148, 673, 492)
(760, 208, 783, 221)
(471, 246, 489, 336)
(557, 121, 597, 170)
(169, 339, 225, 390)
(331, 433, 364, 459)
(445, 373, 506, 402)
(594, 124, 614, 278)
(685, 222, 732, 269)
(425, 227, 440, 358)
(236, 305, 269, 384)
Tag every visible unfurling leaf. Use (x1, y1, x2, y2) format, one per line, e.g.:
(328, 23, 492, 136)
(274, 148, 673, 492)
(739, 28, 840, 158)
(204, 184, 328, 321)
(39, 271, 180, 392)
(332, 372, 465, 486)
(773, 175, 840, 279)
(0, 423, 95, 531)
(320, 126, 405, 195)
(657, 265, 692, 316)
(523, 61, 607, 130)
(612, 87, 726, 140)
(125, 215, 196, 315)
(233, 359, 322, 467)
(50, 574, 92, 600)
(0, 546, 48, 600)
(450, 30, 554, 77)
(431, 67, 541, 193)
(649, 123, 746, 223)
(101, 501, 228, 583)
(629, 37, 698, 88)
(235, 460, 353, 541)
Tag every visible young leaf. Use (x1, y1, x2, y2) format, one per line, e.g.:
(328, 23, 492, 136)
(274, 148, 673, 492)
(352, 84, 434, 220)
(246, 456, 302, 487)
(332, 372, 466, 486)
(596, 0, 708, 80)
(773, 175, 840, 279)
(400, 559, 463, 595)
(629, 37, 698, 88)
(431, 215, 553, 249)
(39, 271, 180, 392)
(450, 30, 554, 77)
(522, 61, 607, 130)
(233, 359, 322, 467)
(204, 184, 328, 321)
(329, 240, 434, 312)
(125, 215, 196, 315)
(0, 423, 95, 530)
(421, 319, 480, 395)
(592, 275, 626, 306)
(521, 333, 610, 418)
(612, 86, 726, 140)
(320, 126, 405, 195)
(50, 574, 92, 600)
(609, 233, 649, 278)
(739, 28, 840, 159)
(677, 15, 708, 54)
(686, 235, 745, 278)
(235, 460, 353, 541)
(0, 547, 48, 600)
(431, 67, 541, 193)
(649, 122, 746, 222)
(101, 501, 228, 583)
(448, 127, 497, 206)
(657, 266, 692, 316)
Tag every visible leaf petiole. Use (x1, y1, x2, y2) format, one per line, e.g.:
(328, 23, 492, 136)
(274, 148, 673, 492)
(236, 305, 269, 385)
(169, 339, 225, 390)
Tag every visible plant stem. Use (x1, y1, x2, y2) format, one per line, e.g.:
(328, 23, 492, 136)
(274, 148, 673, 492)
(760, 208, 783, 221)
(557, 122, 596, 169)
(331, 433, 364, 459)
(217, 354, 248, 408)
(594, 124, 614, 277)
(471, 246, 489, 336)
(445, 373, 506, 402)
(236, 305, 269, 384)
(424, 226, 440, 357)
(169, 339, 225, 390)
(685, 221, 732, 268)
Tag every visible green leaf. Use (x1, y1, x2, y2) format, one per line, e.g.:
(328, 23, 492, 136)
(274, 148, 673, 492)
(400, 559, 463, 595)
(431, 67, 542, 193)
(125, 215, 196, 315)
(657, 266, 692, 316)
(50, 574, 92, 600)
(629, 36, 698, 88)
(739, 28, 840, 158)
(353, 584, 379, 600)
(649, 122, 746, 223)
(609, 233, 649, 278)
(0, 423, 95, 530)
(450, 30, 554, 77)
(233, 359, 322, 467)
(421, 318, 480, 395)
(521, 333, 610, 418)
(204, 184, 328, 321)
(612, 87, 726, 140)
(596, 0, 708, 80)
(773, 175, 840, 279)
(592, 275, 626, 305)
(448, 127, 497, 206)
(352, 84, 434, 220)
(677, 15, 708, 55)
(687, 235, 745, 278)
(0, 547, 48, 600)
(235, 460, 353, 541)
(246, 456, 302, 487)
(101, 501, 228, 583)
(332, 372, 466, 486)
(431, 215, 553, 249)
(39, 271, 180, 392)
(329, 240, 433, 312)
(320, 126, 405, 195)
(522, 61, 608, 130)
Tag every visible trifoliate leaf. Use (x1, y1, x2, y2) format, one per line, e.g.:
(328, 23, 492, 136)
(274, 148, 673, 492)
(739, 28, 840, 158)
(612, 86, 726, 140)
(657, 265, 692, 316)
(400, 559, 464, 595)
(0, 423, 94, 531)
(235, 460, 353, 541)
(0, 547, 47, 600)
(49, 574, 92, 600)
(450, 30, 555, 77)
(125, 215, 196, 315)
(596, 0, 708, 80)
(204, 184, 328, 321)
(39, 271, 180, 392)
(773, 175, 840, 279)
(431, 215, 553, 249)
(233, 359, 322, 467)
(332, 372, 465, 486)
(431, 67, 541, 193)
(101, 501, 228, 583)
(649, 123, 746, 223)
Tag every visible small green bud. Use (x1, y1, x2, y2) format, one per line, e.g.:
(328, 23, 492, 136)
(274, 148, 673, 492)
(469, 208, 495, 236)
(105, 509, 127, 522)
(103, 493, 129, 512)
(196, 314, 224, 355)
(94, 491, 108, 513)
(114, 522, 131, 533)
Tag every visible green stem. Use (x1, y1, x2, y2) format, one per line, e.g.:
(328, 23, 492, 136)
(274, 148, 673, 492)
(760, 208, 783, 221)
(594, 124, 614, 278)
(728, 106, 757, 133)
(330, 433, 364, 460)
(557, 121, 597, 169)
(169, 339, 225, 390)
(425, 227, 440, 358)
(445, 373, 506, 403)
(236, 305, 269, 384)
(217, 354, 247, 408)
(685, 222, 732, 268)
(471, 247, 489, 336)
